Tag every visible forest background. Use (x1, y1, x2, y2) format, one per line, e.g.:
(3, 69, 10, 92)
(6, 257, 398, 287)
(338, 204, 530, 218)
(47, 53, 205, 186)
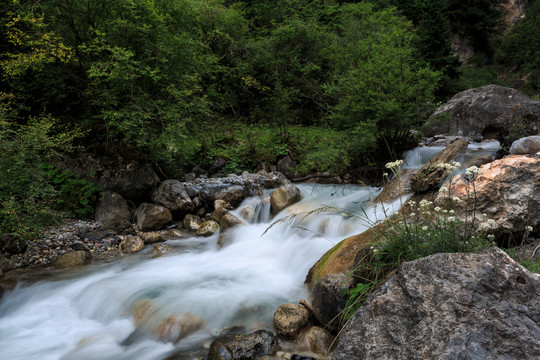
(1, 0, 539, 239)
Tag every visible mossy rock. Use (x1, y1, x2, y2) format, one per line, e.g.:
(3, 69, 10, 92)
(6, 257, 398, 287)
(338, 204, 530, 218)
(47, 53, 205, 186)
(305, 222, 388, 292)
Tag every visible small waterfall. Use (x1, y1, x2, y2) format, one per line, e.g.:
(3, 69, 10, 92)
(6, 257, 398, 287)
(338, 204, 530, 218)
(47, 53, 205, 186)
(403, 140, 500, 170)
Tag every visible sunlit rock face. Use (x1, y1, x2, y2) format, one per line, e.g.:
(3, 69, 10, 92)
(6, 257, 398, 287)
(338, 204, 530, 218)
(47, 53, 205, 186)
(333, 248, 540, 360)
(435, 154, 540, 242)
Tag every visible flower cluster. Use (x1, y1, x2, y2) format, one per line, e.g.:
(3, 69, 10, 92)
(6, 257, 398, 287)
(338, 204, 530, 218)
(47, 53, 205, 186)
(437, 161, 461, 175)
(385, 159, 404, 172)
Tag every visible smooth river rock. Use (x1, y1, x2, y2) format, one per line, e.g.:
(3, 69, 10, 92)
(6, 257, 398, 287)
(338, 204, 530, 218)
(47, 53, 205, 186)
(332, 248, 540, 360)
(270, 183, 302, 214)
(273, 303, 311, 339)
(135, 203, 172, 231)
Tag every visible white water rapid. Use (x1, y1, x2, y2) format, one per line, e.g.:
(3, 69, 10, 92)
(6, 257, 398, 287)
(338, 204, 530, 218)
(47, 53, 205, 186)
(0, 184, 400, 360)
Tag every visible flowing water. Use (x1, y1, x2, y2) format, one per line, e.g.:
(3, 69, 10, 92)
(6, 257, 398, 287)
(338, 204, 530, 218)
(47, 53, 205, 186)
(0, 141, 501, 360)
(0, 184, 401, 360)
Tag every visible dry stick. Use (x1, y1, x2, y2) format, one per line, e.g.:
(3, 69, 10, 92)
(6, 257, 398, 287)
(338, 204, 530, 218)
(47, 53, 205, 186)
(530, 244, 540, 260)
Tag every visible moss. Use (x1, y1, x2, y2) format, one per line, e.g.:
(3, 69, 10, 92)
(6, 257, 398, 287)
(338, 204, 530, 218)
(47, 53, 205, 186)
(316, 240, 345, 280)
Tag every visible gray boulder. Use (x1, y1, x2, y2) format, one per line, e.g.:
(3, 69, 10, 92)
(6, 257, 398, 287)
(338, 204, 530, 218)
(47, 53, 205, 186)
(424, 85, 536, 137)
(332, 248, 540, 360)
(207, 329, 277, 360)
(94, 191, 131, 230)
(510, 135, 540, 154)
(135, 203, 172, 231)
(311, 273, 352, 333)
(151, 180, 194, 214)
(492, 101, 540, 148)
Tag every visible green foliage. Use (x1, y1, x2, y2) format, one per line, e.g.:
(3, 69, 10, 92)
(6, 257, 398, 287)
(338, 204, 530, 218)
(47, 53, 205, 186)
(200, 123, 352, 176)
(0, 94, 94, 240)
(496, 0, 540, 93)
(326, 3, 440, 159)
(505, 248, 540, 274)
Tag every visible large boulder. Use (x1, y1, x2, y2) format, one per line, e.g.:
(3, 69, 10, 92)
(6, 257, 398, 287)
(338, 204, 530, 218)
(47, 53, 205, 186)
(492, 101, 540, 148)
(135, 203, 172, 231)
(273, 303, 311, 339)
(410, 139, 468, 193)
(435, 154, 540, 242)
(151, 180, 194, 215)
(332, 248, 540, 360)
(0, 233, 27, 255)
(510, 135, 540, 155)
(305, 223, 386, 291)
(270, 183, 303, 214)
(94, 191, 131, 230)
(423, 85, 536, 137)
(207, 330, 277, 360)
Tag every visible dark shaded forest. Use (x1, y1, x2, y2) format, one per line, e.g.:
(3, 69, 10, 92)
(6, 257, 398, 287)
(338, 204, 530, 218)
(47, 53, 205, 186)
(1, 0, 539, 239)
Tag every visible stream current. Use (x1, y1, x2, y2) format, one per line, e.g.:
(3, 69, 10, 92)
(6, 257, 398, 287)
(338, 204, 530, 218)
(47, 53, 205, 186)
(0, 141, 499, 360)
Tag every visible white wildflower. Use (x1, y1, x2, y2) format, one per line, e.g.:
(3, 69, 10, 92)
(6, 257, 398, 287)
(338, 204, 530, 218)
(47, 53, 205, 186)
(452, 196, 461, 202)
(422, 226, 429, 231)
(385, 160, 403, 171)
(447, 216, 456, 222)
(465, 166, 480, 177)
(449, 210, 455, 214)
(439, 186, 449, 193)
(487, 234, 495, 240)
(434, 207, 441, 212)
(526, 226, 533, 233)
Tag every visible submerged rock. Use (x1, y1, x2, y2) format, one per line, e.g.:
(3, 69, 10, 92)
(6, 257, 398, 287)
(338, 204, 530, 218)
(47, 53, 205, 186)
(273, 303, 311, 339)
(270, 183, 303, 214)
(332, 248, 540, 360)
(152, 243, 172, 257)
(207, 329, 277, 360)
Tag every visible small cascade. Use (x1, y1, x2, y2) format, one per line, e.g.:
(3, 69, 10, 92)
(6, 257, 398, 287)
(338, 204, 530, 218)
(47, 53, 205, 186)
(403, 140, 500, 170)
(233, 195, 272, 224)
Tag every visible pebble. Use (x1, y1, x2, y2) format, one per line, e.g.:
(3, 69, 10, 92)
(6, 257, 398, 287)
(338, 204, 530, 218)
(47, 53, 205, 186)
(1, 219, 123, 270)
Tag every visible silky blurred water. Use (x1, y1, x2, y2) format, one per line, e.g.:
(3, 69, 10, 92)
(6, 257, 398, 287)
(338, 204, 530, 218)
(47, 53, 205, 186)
(0, 183, 396, 360)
